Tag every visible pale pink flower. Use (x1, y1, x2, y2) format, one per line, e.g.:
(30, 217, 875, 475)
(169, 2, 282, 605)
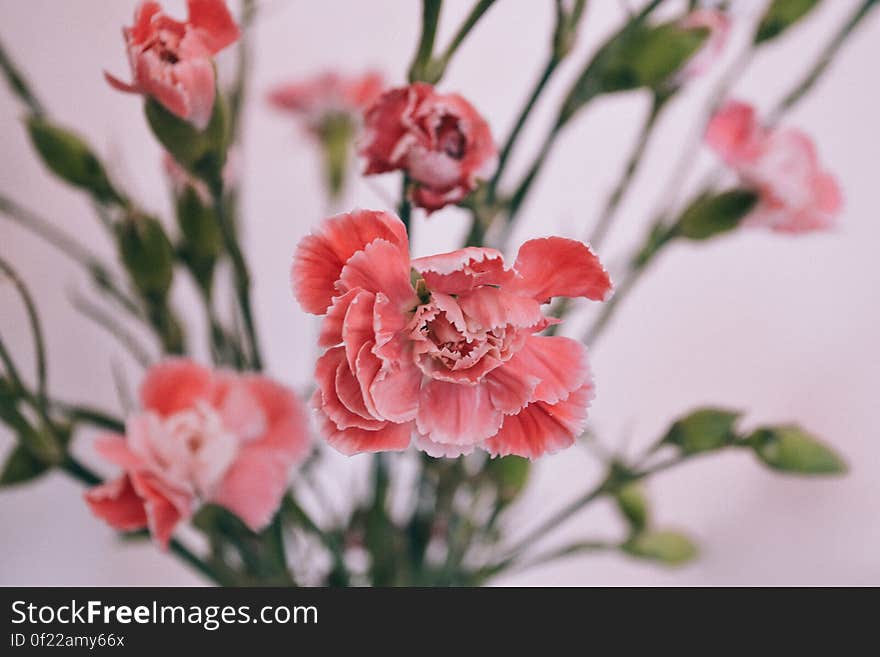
(106, 0, 240, 130)
(706, 100, 843, 233)
(359, 83, 498, 213)
(267, 71, 385, 135)
(292, 210, 612, 459)
(85, 360, 310, 547)
(678, 9, 731, 80)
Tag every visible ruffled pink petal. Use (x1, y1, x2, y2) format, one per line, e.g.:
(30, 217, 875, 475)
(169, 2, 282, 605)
(370, 360, 422, 423)
(319, 288, 360, 348)
(338, 238, 415, 308)
(416, 379, 503, 446)
(129, 2, 165, 43)
(414, 434, 476, 458)
(243, 376, 311, 463)
(211, 446, 288, 531)
(93, 434, 144, 470)
(129, 471, 192, 549)
(134, 50, 190, 119)
(485, 362, 540, 415)
(314, 347, 383, 430)
(319, 415, 413, 455)
(815, 171, 843, 215)
(705, 99, 764, 167)
(187, 0, 240, 54)
(342, 290, 377, 371)
(84, 475, 148, 532)
(360, 85, 428, 174)
(509, 237, 612, 303)
(168, 50, 216, 130)
(500, 335, 590, 406)
(411, 247, 513, 294)
(139, 359, 214, 417)
(292, 210, 409, 315)
(104, 70, 141, 94)
(456, 286, 545, 331)
(483, 384, 594, 459)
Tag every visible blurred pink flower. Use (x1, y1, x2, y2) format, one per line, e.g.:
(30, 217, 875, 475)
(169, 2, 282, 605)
(85, 360, 310, 547)
(105, 0, 240, 130)
(292, 210, 612, 459)
(706, 99, 843, 233)
(267, 71, 385, 134)
(359, 83, 498, 213)
(678, 8, 731, 80)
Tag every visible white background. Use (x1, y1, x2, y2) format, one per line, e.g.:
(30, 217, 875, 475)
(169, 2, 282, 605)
(1, 0, 878, 585)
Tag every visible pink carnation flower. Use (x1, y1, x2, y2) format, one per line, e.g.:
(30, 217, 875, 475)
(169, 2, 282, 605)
(106, 0, 240, 130)
(359, 83, 498, 213)
(84, 360, 311, 547)
(292, 210, 612, 460)
(705, 100, 843, 233)
(267, 71, 385, 135)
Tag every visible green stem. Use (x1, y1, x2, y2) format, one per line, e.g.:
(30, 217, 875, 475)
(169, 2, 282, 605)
(211, 190, 263, 371)
(0, 256, 47, 410)
(587, 92, 667, 250)
(408, 0, 443, 83)
(435, 0, 497, 72)
(488, 56, 560, 204)
(0, 38, 45, 116)
(768, 0, 879, 125)
(398, 175, 413, 231)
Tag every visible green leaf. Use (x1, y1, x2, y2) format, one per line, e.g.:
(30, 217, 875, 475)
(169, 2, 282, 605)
(663, 408, 741, 454)
(485, 455, 530, 505)
(116, 213, 175, 299)
(748, 425, 847, 475)
(755, 0, 821, 44)
(615, 482, 649, 532)
(559, 21, 708, 125)
(0, 444, 49, 486)
(674, 189, 759, 241)
(26, 117, 122, 204)
(145, 95, 227, 189)
(623, 530, 698, 566)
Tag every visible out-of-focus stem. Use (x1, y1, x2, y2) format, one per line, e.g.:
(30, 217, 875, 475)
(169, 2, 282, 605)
(0, 38, 45, 116)
(408, 0, 443, 82)
(435, 0, 497, 73)
(768, 0, 879, 125)
(587, 92, 667, 250)
(0, 255, 48, 409)
(69, 293, 154, 369)
(211, 189, 263, 371)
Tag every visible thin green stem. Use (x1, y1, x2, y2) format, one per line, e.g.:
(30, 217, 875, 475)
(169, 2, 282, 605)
(488, 56, 560, 204)
(408, 0, 443, 83)
(398, 175, 413, 231)
(768, 0, 879, 125)
(587, 93, 667, 250)
(211, 189, 263, 371)
(436, 0, 497, 71)
(0, 256, 48, 409)
(0, 38, 45, 116)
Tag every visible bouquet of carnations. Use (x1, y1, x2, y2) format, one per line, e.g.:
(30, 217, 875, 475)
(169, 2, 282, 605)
(1, 0, 870, 586)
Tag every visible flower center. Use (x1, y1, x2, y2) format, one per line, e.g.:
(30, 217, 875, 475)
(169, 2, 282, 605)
(437, 115, 465, 160)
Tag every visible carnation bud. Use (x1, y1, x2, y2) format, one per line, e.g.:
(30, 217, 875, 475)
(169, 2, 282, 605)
(26, 117, 123, 204)
(615, 482, 649, 533)
(747, 425, 847, 475)
(316, 114, 355, 199)
(663, 408, 741, 455)
(0, 444, 50, 486)
(115, 213, 175, 300)
(672, 189, 759, 241)
(623, 530, 698, 565)
(755, 0, 821, 44)
(145, 93, 228, 191)
(175, 186, 223, 294)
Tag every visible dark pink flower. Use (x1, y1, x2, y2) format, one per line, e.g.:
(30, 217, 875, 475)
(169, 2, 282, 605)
(84, 360, 310, 547)
(706, 100, 843, 233)
(268, 71, 385, 134)
(359, 83, 498, 212)
(292, 210, 612, 459)
(106, 1, 240, 130)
